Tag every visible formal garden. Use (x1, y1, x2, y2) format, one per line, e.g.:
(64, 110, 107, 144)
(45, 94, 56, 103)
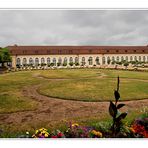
(0, 47, 148, 138)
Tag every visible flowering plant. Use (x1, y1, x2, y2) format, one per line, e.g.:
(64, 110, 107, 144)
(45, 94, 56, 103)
(51, 129, 65, 138)
(32, 128, 50, 138)
(131, 117, 148, 138)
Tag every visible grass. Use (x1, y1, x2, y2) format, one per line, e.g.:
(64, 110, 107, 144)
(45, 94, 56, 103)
(0, 68, 148, 137)
(38, 69, 148, 101)
(0, 69, 148, 112)
(0, 71, 45, 113)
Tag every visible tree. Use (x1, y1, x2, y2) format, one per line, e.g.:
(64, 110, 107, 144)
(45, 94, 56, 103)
(0, 47, 12, 67)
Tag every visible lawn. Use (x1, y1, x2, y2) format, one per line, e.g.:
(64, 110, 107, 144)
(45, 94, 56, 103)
(0, 68, 148, 137)
(38, 69, 148, 101)
(0, 69, 148, 112)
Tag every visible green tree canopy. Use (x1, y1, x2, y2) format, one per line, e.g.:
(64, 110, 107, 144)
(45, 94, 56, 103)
(0, 47, 12, 66)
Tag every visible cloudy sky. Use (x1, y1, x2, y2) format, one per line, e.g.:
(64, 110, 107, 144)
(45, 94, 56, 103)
(0, 10, 148, 47)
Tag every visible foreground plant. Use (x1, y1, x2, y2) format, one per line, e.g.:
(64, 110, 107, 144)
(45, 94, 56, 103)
(109, 76, 128, 137)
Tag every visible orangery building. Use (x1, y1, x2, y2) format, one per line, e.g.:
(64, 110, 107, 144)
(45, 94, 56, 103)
(7, 45, 148, 68)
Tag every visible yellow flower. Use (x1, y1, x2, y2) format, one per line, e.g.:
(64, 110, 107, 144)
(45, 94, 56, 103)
(72, 123, 79, 127)
(91, 130, 102, 137)
(45, 133, 49, 137)
(35, 130, 39, 134)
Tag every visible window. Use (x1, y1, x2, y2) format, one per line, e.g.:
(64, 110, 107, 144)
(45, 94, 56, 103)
(35, 58, 39, 66)
(116, 50, 119, 53)
(16, 58, 21, 65)
(82, 57, 85, 65)
(121, 56, 124, 61)
(69, 57, 73, 63)
(102, 56, 106, 64)
(88, 57, 93, 65)
(47, 58, 50, 65)
(130, 56, 133, 61)
(64, 57, 67, 64)
(95, 57, 99, 65)
(29, 58, 34, 65)
(89, 49, 92, 53)
(125, 56, 128, 61)
(139, 56, 141, 61)
(53, 58, 56, 66)
(116, 56, 119, 62)
(143, 56, 146, 62)
(22, 58, 27, 65)
(75, 57, 79, 63)
(134, 56, 137, 61)
(112, 56, 115, 61)
(107, 57, 111, 64)
(41, 58, 45, 64)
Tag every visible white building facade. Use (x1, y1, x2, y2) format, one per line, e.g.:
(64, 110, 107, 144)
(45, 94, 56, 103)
(8, 45, 148, 68)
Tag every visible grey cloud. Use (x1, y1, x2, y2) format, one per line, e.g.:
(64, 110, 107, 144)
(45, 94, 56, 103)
(0, 10, 148, 47)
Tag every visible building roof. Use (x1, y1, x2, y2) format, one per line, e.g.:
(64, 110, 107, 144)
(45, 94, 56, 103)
(7, 45, 148, 55)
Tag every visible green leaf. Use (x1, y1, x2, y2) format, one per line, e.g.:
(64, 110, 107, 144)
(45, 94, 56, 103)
(114, 90, 120, 102)
(116, 112, 127, 122)
(117, 104, 125, 109)
(109, 101, 117, 118)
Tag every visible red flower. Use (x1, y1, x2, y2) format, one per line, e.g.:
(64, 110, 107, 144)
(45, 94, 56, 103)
(57, 132, 63, 138)
(51, 136, 58, 138)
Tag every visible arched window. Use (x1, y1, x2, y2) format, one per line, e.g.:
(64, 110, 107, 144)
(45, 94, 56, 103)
(69, 57, 73, 63)
(47, 58, 50, 65)
(116, 56, 119, 62)
(75, 57, 79, 63)
(102, 56, 106, 64)
(82, 57, 85, 65)
(134, 56, 137, 61)
(125, 56, 128, 61)
(16, 58, 21, 65)
(112, 56, 115, 61)
(121, 56, 124, 61)
(41, 58, 45, 64)
(29, 58, 34, 65)
(95, 57, 99, 65)
(139, 56, 141, 61)
(88, 57, 93, 65)
(143, 56, 146, 62)
(53, 58, 56, 66)
(130, 56, 133, 61)
(35, 58, 39, 66)
(107, 56, 111, 64)
(58, 57, 62, 64)
(64, 57, 67, 64)
(22, 58, 27, 65)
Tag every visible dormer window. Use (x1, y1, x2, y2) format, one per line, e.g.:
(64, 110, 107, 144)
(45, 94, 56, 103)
(116, 50, 119, 53)
(125, 50, 127, 53)
(89, 49, 92, 53)
(134, 50, 136, 52)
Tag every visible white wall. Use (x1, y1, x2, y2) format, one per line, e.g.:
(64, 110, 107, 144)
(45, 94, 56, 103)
(12, 53, 148, 68)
